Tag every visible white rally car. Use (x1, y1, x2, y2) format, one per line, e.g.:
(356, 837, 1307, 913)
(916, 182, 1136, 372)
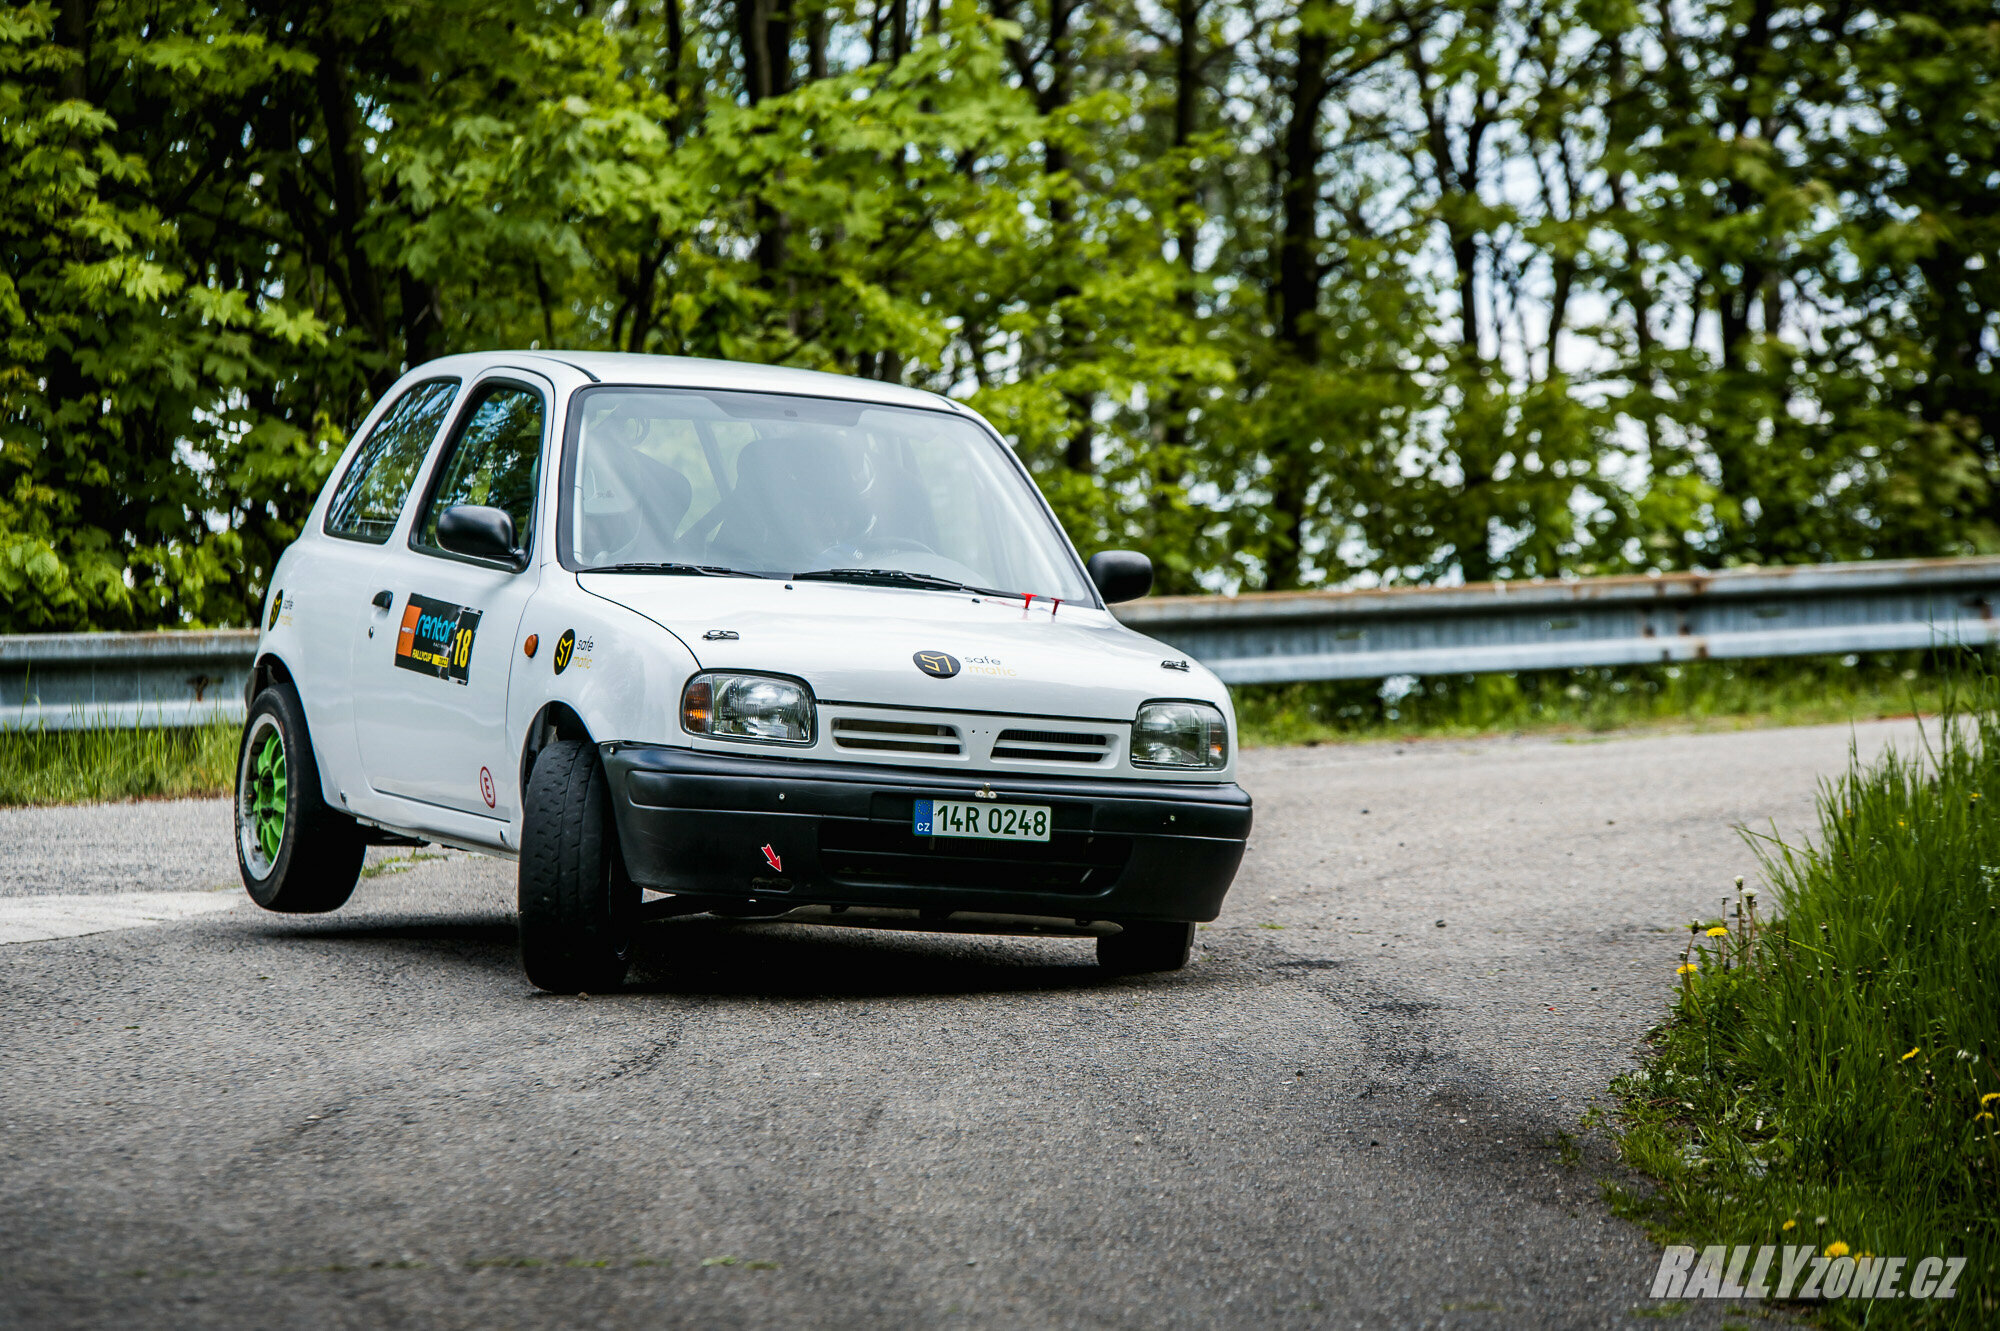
(238, 352, 1252, 991)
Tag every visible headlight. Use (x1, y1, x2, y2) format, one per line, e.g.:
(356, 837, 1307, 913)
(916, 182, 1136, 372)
(1132, 700, 1227, 769)
(682, 672, 816, 745)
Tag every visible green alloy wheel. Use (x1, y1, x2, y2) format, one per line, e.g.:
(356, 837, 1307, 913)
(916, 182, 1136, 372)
(243, 721, 288, 874)
(235, 682, 365, 913)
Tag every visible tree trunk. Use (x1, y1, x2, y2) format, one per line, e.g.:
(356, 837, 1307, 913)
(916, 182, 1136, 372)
(808, 5, 828, 80)
(1160, 0, 1203, 520)
(991, 0, 1091, 472)
(1267, 17, 1331, 589)
(398, 272, 442, 367)
(311, 43, 394, 388)
(737, 0, 791, 289)
(57, 0, 91, 101)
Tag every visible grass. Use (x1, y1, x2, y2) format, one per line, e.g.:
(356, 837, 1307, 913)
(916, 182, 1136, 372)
(0, 722, 239, 807)
(1602, 678, 1999, 1325)
(1233, 652, 1956, 747)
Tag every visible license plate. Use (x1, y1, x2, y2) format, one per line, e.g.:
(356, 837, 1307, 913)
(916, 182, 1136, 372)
(914, 798, 1051, 842)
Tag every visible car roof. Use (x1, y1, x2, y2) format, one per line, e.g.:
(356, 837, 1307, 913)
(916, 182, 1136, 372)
(420, 350, 963, 414)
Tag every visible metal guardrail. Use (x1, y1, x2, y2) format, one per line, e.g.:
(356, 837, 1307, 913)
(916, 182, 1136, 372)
(4, 556, 1998, 728)
(1117, 555, 2000, 685)
(0, 630, 257, 731)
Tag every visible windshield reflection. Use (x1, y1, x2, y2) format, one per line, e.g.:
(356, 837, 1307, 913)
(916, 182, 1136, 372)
(564, 388, 1091, 602)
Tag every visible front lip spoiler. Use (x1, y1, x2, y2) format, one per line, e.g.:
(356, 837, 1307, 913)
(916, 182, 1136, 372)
(598, 744, 1251, 924)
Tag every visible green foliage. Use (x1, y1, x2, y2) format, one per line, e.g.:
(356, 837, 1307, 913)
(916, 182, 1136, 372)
(1606, 685, 2000, 1324)
(3, 0, 1998, 628)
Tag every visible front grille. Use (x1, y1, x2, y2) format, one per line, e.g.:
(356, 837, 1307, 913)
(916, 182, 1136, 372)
(818, 819, 1131, 894)
(991, 727, 1113, 764)
(832, 717, 963, 756)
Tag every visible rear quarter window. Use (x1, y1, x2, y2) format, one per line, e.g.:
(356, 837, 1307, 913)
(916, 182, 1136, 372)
(324, 380, 461, 543)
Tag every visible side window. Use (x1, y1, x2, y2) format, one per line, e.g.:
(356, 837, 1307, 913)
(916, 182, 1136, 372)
(414, 382, 547, 559)
(323, 379, 460, 542)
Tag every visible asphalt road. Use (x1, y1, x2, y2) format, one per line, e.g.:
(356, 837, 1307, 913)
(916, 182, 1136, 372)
(0, 720, 1913, 1329)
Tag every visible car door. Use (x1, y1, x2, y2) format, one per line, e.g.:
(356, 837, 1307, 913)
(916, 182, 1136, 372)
(350, 370, 552, 822)
(297, 377, 465, 793)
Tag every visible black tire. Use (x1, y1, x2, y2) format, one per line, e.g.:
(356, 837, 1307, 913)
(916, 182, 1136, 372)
(1097, 921, 1195, 975)
(517, 740, 636, 993)
(235, 683, 366, 913)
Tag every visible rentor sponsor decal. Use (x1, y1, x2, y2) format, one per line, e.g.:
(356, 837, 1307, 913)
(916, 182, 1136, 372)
(394, 593, 481, 683)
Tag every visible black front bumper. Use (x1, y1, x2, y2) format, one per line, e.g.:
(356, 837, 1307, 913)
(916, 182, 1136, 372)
(601, 745, 1252, 924)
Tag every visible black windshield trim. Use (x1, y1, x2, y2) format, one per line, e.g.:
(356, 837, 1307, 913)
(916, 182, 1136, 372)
(791, 567, 1027, 598)
(581, 562, 768, 578)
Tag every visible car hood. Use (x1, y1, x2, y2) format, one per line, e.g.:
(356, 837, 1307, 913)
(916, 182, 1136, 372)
(575, 573, 1217, 721)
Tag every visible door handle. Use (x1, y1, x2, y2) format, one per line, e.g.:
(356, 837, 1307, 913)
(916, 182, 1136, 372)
(371, 590, 394, 610)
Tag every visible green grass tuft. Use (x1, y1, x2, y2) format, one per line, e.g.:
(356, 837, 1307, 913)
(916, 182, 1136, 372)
(1605, 677, 2000, 1325)
(1233, 652, 1954, 747)
(0, 722, 240, 807)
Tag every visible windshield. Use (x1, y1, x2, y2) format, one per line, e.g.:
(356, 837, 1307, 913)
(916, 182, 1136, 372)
(562, 387, 1093, 601)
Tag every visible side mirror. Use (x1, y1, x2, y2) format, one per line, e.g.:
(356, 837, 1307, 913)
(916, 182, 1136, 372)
(1087, 550, 1154, 604)
(437, 505, 519, 563)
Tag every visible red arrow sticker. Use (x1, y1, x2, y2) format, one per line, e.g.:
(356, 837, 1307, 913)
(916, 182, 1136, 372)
(760, 844, 783, 872)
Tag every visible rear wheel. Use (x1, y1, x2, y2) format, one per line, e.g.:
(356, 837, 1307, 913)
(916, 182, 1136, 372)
(518, 740, 636, 993)
(235, 684, 366, 913)
(1097, 921, 1195, 975)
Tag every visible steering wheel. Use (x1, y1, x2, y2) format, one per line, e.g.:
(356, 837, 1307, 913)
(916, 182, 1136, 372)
(815, 534, 942, 563)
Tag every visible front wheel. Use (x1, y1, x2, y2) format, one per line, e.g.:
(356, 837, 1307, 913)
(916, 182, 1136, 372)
(236, 684, 366, 912)
(1097, 921, 1195, 975)
(518, 740, 637, 993)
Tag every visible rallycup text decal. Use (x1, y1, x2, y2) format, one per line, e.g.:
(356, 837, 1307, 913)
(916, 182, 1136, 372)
(394, 593, 482, 684)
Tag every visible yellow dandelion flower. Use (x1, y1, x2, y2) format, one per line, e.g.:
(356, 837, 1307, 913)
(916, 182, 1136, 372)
(1981, 1092, 2000, 1106)
(1825, 1241, 1850, 1258)
(1902, 1047, 1920, 1062)
(1677, 963, 1699, 975)
(1707, 926, 1728, 937)
(1897, 820, 1906, 828)
(1976, 1112, 1995, 1122)
(1782, 1219, 1797, 1232)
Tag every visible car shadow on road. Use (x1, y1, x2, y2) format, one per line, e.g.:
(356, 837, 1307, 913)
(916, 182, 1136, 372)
(253, 911, 1201, 1000)
(618, 917, 1191, 1000)
(251, 914, 522, 972)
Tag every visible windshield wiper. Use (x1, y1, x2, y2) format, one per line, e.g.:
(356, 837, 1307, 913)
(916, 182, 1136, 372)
(583, 561, 764, 578)
(792, 568, 984, 593)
